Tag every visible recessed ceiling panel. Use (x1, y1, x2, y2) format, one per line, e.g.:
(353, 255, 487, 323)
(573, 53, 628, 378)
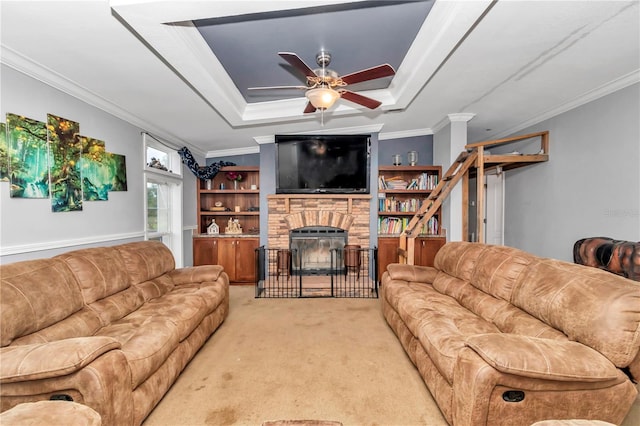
(194, 1, 434, 103)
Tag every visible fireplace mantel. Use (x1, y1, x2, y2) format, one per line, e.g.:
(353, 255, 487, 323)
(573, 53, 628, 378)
(267, 194, 371, 214)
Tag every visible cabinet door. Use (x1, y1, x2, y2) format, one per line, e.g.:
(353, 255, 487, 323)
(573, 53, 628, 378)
(234, 238, 259, 283)
(415, 237, 446, 267)
(377, 237, 400, 281)
(217, 239, 237, 280)
(193, 238, 218, 266)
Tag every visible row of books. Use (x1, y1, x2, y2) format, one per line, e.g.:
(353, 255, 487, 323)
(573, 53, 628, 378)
(378, 197, 425, 213)
(377, 216, 439, 235)
(378, 173, 439, 190)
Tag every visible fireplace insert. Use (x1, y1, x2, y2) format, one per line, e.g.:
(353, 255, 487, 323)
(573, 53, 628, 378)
(290, 226, 347, 275)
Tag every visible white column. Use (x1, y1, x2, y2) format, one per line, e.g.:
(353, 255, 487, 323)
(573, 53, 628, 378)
(433, 113, 475, 241)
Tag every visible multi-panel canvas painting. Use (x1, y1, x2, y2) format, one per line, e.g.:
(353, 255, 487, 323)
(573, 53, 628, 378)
(1, 111, 128, 212)
(6, 114, 49, 198)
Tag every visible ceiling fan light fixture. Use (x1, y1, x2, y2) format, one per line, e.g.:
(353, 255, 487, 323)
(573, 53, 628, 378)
(306, 87, 340, 110)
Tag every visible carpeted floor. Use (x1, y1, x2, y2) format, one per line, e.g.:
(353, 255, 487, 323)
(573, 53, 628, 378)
(143, 286, 640, 426)
(142, 285, 445, 425)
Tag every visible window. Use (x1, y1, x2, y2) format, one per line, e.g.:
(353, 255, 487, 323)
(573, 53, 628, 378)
(143, 134, 183, 266)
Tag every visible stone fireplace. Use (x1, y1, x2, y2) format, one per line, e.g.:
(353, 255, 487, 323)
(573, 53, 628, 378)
(267, 194, 371, 252)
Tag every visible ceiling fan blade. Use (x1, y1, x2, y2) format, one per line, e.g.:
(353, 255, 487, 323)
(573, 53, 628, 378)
(248, 85, 308, 90)
(339, 90, 382, 109)
(303, 102, 317, 114)
(278, 52, 318, 78)
(341, 64, 396, 85)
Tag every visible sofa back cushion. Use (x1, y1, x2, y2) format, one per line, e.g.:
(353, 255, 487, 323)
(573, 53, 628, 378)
(0, 259, 84, 346)
(512, 258, 640, 367)
(434, 242, 486, 282)
(435, 242, 640, 367)
(115, 241, 175, 285)
(56, 246, 131, 304)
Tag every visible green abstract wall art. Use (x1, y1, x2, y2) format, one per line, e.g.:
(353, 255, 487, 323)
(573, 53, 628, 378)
(0, 123, 8, 182)
(106, 152, 128, 192)
(2, 111, 128, 212)
(79, 135, 109, 201)
(48, 114, 82, 212)
(6, 114, 49, 198)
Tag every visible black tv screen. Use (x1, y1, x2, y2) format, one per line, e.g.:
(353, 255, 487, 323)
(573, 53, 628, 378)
(276, 134, 371, 194)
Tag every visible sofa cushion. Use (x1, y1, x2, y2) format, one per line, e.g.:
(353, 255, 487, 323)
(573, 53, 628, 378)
(10, 307, 104, 346)
(56, 246, 131, 304)
(465, 334, 619, 382)
(415, 309, 500, 384)
(469, 244, 535, 301)
(512, 258, 640, 367)
(433, 242, 486, 282)
(116, 241, 175, 285)
(132, 291, 209, 341)
(1, 259, 83, 346)
(0, 336, 120, 383)
(95, 315, 180, 389)
(433, 271, 567, 341)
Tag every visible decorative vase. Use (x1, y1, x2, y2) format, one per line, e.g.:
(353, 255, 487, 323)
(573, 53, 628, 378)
(234, 180, 238, 190)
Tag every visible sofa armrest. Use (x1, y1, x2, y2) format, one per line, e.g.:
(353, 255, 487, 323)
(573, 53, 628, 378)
(465, 333, 619, 382)
(386, 263, 438, 284)
(168, 265, 224, 285)
(1, 337, 120, 383)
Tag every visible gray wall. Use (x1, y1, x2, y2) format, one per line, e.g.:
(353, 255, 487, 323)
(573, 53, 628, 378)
(501, 83, 639, 261)
(1, 65, 144, 263)
(1, 65, 199, 266)
(378, 135, 433, 166)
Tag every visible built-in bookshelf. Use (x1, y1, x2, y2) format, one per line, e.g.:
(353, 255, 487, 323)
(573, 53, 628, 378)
(377, 165, 442, 236)
(196, 166, 260, 235)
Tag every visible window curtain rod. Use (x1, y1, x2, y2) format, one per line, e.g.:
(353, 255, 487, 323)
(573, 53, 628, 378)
(142, 132, 180, 151)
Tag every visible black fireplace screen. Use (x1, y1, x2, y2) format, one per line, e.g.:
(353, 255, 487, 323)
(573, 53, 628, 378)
(289, 227, 347, 275)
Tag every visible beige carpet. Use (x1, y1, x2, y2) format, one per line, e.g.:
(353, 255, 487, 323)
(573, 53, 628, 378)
(143, 286, 640, 426)
(143, 285, 444, 425)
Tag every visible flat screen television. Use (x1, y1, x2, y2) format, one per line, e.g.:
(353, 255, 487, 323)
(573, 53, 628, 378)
(275, 134, 371, 194)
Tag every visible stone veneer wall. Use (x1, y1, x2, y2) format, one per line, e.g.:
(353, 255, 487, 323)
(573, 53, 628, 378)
(267, 196, 371, 249)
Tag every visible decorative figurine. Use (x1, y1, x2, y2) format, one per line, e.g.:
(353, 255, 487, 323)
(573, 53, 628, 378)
(207, 219, 219, 235)
(225, 218, 243, 234)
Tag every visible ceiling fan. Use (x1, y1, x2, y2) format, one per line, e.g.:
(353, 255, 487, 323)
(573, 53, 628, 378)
(248, 51, 395, 113)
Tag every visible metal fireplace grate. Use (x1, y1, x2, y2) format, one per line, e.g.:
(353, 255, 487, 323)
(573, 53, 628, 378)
(255, 246, 378, 298)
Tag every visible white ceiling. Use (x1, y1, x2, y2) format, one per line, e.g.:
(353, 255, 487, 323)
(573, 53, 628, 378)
(1, 1, 638, 158)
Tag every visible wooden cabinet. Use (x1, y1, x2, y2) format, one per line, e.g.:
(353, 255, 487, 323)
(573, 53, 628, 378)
(378, 165, 442, 236)
(414, 236, 447, 267)
(217, 238, 258, 283)
(194, 237, 258, 283)
(377, 236, 446, 281)
(197, 166, 260, 235)
(193, 238, 218, 266)
(194, 165, 260, 283)
(377, 237, 400, 281)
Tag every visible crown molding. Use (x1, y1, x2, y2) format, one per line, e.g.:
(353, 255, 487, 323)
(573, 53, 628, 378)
(0, 45, 207, 158)
(111, 0, 493, 127)
(252, 124, 385, 148)
(448, 113, 476, 122)
(489, 69, 640, 140)
(379, 128, 433, 140)
(431, 113, 476, 134)
(205, 145, 260, 159)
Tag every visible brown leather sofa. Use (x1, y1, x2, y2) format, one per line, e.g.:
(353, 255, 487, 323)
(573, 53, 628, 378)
(382, 241, 640, 426)
(0, 241, 229, 425)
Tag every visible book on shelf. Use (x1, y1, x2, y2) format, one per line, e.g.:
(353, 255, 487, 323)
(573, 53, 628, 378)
(377, 216, 439, 235)
(379, 197, 425, 213)
(379, 173, 438, 191)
